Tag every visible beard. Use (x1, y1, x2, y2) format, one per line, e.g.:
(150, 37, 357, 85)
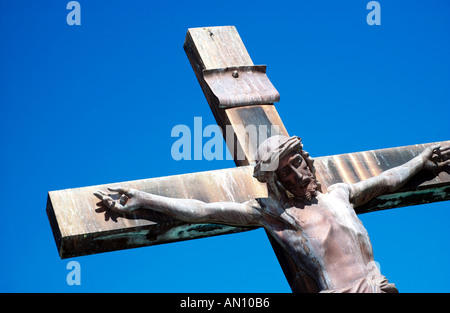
(290, 177, 318, 202)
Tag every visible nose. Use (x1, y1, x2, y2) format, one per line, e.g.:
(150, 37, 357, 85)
(289, 164, 304, 184)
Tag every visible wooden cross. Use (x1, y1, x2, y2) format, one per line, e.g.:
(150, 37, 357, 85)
(46, 26, 450, 292)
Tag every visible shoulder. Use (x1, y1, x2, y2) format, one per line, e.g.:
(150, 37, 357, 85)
(243, 198, 263, 211)
(252, 197, 289, 224)
(327, 182, 351, 192)
(326, 183, 353, 200)
(253, 197, 282, 212)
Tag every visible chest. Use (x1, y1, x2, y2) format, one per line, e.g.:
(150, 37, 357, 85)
(280, 194, 368, 239)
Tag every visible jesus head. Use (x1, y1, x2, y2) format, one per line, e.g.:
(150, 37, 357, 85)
(253, 135, 320, 202)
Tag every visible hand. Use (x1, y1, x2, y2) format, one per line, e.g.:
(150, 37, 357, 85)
(421, 145, 450, 171)
(94, 186, 141, 214)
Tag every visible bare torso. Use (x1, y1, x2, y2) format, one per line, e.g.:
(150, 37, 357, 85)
(259, 185, 374, 291)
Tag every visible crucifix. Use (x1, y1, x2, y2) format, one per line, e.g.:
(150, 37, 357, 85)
(46, 26, 450, 292)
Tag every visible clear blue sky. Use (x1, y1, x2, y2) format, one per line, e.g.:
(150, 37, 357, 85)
(1, 0, 449, 292)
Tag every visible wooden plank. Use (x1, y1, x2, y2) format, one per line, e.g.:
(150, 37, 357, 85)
(313, 141, 450, 213)
(203, 66, 280, 108)
(184, 26, 251, 129)
(225, 105, 289, 165)
(47, 166, 266, 259)
(47, 141, 450, 259)
(184, 26, 288, 166)
(185, 26, 253, 70)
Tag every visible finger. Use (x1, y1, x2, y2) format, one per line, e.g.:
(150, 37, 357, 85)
(110, 211, 118, 222)
(105, 210, 111, 222)
(96, 190, 109, 197)
(439, 146, 450, 155)
(430, 144, 441, 153)
(108, 186, 130, 194)
(433, 149, 450, 162)
(93, 191, 106, 200)
(95, 207, 107, 213)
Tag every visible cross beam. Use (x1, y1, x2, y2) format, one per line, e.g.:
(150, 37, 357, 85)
(47, 141, 450, 259)
(47, 166, 265, 259)
(46, 26, 450, 292)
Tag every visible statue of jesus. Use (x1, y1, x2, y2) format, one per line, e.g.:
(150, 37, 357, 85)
(94, 135, 449, 292)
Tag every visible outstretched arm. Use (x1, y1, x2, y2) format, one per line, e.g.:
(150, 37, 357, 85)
(94, 187, 262, 227)
(348, 145, 450, 207)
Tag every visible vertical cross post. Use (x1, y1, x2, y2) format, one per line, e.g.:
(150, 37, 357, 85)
(184, 26, 288, 166)
(184, 26, 319, 292)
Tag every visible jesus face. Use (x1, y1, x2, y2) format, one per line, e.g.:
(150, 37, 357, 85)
(276, 151, 318, 201)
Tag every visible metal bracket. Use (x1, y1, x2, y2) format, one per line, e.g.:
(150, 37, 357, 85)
(203, 65, 280, 108)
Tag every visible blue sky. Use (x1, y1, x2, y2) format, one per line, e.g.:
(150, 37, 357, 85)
(1, 0, 449, 292)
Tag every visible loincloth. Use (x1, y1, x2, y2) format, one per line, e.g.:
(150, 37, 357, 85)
(320, 275, 398, 293)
